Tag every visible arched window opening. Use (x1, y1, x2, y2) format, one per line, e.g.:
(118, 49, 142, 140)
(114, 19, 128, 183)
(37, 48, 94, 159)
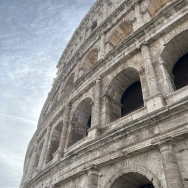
(68, 98, 92, 147)
(34, 142, 43, 171)
(51, 91, 59, 106)
(148, 0, 173, 18)
(91, 21, 97, 31)
(111, 172, 154, 188)
(106, 68, 144, 123)
(81, 48, 98, 73)
(173, 53, 188, 90)
(121, 81, 144, 116)
(161, 30, 188, 93)
(46, 123, 62, 163)
(64, 73, 75, 91)
(108, 21, 133, 48)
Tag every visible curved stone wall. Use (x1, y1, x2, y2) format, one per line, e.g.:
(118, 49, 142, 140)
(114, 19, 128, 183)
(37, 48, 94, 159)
(21, 0, 188, 188)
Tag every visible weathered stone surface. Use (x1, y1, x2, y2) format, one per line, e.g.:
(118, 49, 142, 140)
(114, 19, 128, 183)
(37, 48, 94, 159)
(20, 0, 188, 188)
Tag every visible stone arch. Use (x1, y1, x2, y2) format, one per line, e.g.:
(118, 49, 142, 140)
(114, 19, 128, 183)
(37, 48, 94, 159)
(105, 67, 144, 123)
(105, 166, 162, 188)
(161, 29, 188, 91)
(173, 54, 188, 90)
(148, 0, 174, 18)
(81, 48, 99, 73)
(64, 72, 75, 91)
(67, 97, 93, 147)
(108, 20, 133, 49)
(104, 65, 141, 95)
(46, 121, 63, 163)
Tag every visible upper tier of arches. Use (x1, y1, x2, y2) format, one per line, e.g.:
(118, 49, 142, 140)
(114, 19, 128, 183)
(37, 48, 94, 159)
(57, 0, 175, 74)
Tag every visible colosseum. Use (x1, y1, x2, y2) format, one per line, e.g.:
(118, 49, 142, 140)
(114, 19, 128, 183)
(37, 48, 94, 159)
(20, 0, 188, 187)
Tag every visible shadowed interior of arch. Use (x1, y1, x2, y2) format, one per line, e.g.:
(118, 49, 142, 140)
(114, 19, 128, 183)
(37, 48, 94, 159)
(173, 53, 188, 90)
(111, 172, 154, 188)
(106, 68, 144, 123)
(121, 81, 144, 116)
(68, 98, 92, 147)
(46, 122, 63, 163)
(161, 29, 188, 92)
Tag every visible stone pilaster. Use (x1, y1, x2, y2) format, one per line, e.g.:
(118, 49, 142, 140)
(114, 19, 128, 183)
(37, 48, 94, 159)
(75, 57, 81, 80)
(56, 103, 71, 158)
(37, 126, 52, 171)
(88, 78, 102, 139)
(141, 45, 159, 96)
(87, 168, 99, 188)
(159, 59, 175, 94)
(44, 126, 55, 166)
(141, 44, 164, 112)
(139, 68, 149, 103)
(98, 33, 105, 60)
(134, 0, 144, 30)
(103, 0, 107, 20)
(159, 139, 184, 188)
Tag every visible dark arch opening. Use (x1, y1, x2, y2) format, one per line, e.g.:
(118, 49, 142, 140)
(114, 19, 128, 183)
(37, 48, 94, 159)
(46, 123, 62, 163)
(91, 21, 97, 31)
(173, 53, 188, 90)
(111, 172, 154, 188)
(121, 81, 144, 116)
(86, 115, 91, 136)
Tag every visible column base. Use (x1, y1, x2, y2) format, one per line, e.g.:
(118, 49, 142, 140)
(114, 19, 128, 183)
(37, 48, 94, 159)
(88, 126, 101, 139)
(98, 54, 105, 61)
(145, 94, 165, 113)
(53, 149, 64, 162)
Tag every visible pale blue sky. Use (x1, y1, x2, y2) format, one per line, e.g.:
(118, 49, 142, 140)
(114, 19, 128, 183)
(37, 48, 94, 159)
(0, 0, 95, 187)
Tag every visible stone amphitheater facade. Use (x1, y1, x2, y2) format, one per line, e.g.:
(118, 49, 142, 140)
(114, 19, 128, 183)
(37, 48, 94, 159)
(20, 0, 188, 188)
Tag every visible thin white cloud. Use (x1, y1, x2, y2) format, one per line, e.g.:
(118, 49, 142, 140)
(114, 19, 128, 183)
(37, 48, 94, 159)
(0, 114, 36, 125)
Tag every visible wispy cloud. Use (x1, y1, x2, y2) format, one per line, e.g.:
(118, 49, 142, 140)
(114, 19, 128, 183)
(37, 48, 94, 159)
(0, 114, 36, 125)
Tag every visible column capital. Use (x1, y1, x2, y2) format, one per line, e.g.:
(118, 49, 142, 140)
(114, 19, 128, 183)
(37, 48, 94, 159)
(138, 68, 145, 76)
(66, 102, 72, 107)
(152, 137, 174, 147)
(33, 142, 39, 151)
(100, 31, 106, 38)
(87, 165, 99, 174)
(135, 41, 149, 51)
(90, 101, 94, 106)
(96, 77, 102, 83)
(47, 124, 52, 131)
(134, 0, 141, 5)
(140, 42, 149, 50)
